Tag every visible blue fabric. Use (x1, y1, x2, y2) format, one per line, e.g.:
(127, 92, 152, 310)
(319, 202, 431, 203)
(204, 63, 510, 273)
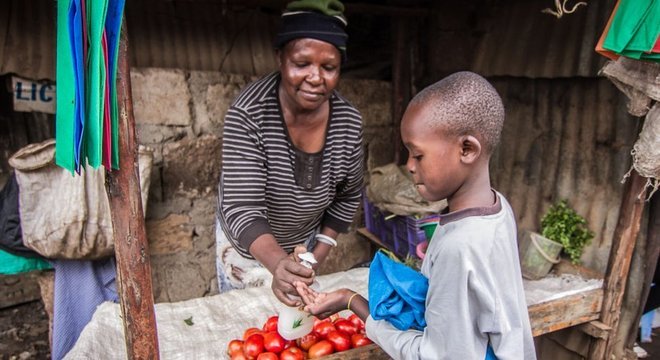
(368, 251, 428, 331)
(51, 258, 119, 360)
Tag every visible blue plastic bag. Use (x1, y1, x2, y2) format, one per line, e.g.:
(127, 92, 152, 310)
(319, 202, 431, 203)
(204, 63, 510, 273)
(368, 251, 428, 330)
(368, 250, 498, 359)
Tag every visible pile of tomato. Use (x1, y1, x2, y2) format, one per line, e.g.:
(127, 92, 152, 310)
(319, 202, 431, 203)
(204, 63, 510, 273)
(227, 313, 373, 359)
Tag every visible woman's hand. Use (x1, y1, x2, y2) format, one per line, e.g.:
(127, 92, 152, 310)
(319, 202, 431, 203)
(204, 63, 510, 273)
(271, 246, 315, 306)
(294, 281, 353, 319)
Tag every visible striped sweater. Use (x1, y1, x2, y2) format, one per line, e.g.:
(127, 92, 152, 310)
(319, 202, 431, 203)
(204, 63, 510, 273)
(217, 72, 364, 259)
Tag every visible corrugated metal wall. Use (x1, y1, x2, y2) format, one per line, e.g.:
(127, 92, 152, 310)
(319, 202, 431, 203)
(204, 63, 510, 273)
(0, 0, 279, 80)
(491, 77, 639, 273)
(472, 0, 615, 78)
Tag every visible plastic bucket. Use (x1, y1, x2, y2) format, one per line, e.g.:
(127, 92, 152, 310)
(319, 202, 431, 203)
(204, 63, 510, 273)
(519, 231, 563, 280)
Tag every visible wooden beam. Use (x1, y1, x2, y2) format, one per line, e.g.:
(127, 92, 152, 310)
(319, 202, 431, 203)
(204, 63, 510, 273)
(321, 344, 390, 359)
(391, 17, 411, 165)
(578, 321, 611, 340)
(625, 194, 659, 350)
(588, 170, 647, 360)
(106, 21, 160, 359)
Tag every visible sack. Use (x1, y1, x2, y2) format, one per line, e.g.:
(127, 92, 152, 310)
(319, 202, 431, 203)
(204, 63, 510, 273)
(8, 139, 153, 259)
(0, 173, 43, 258)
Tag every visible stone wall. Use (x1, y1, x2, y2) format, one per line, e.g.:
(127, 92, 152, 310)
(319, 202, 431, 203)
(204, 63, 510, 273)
(131, 68, 393, 302)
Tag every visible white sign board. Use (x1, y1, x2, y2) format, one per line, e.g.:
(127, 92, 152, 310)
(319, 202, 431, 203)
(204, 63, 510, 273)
(12, 76, 56, 114)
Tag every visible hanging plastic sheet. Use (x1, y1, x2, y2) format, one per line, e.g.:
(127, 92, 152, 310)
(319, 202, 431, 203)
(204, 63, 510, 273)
(55, 0, 76, 173)
(85, 0, 109, 168)
(70, 0, 86, 173)
(599, 0, 660, 62)
(105, 0, 127, 169)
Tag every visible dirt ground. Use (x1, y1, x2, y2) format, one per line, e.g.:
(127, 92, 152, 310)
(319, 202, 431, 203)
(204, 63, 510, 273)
(0, 300, 50, 360)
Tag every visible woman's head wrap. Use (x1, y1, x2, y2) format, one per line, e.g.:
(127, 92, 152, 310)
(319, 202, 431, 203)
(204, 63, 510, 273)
(274, 0, 348, 63)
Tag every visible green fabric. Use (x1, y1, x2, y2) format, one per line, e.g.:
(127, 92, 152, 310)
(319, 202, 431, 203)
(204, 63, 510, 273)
(85, 0, 109, 168)
(286, 0, 345, 17)
(0, 249, 52, 275)
(56, 0, 76, 173)
(604, 0, 660, 62)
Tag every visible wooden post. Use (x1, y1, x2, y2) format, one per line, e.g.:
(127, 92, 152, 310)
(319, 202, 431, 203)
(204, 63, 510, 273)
(589, 170, 647, 359)
(106, 22, 160, 359)
(625, 194, 659, 350)
(391, 17, 411, 165)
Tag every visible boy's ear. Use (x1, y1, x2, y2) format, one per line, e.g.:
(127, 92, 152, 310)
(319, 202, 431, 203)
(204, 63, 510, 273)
(459, 135, 482, 164)
(275, 49, 282, 67)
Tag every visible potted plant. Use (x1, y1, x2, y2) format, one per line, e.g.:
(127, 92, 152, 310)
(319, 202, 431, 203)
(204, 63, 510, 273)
(520, 200, 594, 279)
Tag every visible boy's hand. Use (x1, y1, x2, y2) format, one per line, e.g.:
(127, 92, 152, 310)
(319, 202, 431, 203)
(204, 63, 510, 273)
(294, 281, 352, 319)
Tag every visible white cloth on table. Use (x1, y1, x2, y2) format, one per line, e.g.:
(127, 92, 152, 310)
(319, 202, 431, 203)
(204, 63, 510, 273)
(64, 268, 369, 360)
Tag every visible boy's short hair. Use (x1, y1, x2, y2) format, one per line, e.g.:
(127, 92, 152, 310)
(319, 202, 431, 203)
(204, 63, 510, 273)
(410, 71, 505, 154)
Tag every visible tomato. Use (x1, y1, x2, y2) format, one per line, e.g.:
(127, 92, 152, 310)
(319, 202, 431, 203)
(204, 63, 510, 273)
(347, 314, 365, 332)
(227, 339, 245, 356)
(263, 331, 285, 354)
(326, 331, 351, 352)
(333, 319, 357, 336)
(244, 333, 265, 359)
(257, 352, 278, 360)
(244, 327, 263, 340)
(296, 332, 319, 351)
(231, 351, 248, 360)
(351, 333, 373, 348)
(262, 316, 279, 333)
(313, 321, 336, 339)
(307, 340, 334, 358)
(279, 347, 304, 360)
(283, 339, 295, 349)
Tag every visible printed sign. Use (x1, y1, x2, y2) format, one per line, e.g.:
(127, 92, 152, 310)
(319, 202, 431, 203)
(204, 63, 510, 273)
(12, 76, 56, 114)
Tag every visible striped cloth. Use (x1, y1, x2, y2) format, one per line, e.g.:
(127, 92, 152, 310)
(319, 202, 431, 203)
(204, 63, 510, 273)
(217, 71, 363, 259)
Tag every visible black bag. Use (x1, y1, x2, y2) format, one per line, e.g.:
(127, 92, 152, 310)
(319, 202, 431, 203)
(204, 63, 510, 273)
(0, 173, 42, 258)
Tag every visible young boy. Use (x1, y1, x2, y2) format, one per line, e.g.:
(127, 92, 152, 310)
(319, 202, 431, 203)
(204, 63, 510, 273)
(295, 71, 536, 359)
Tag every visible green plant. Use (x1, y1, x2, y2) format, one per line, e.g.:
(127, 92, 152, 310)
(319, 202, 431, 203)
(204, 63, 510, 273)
(541, 200, 594, 264)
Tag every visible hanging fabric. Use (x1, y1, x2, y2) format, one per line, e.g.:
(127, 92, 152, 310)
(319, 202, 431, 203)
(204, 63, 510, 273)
(55, 0, 125, 173)
(599, 0, 660, 62)
(55, 0, 76, 173)
(105, 0, 127, 169)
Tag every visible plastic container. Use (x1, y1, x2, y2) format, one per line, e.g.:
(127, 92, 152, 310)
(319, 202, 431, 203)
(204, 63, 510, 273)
(363, 194, 439, 260)
(519, 230, 563, 280)
(277, 252, 319, 340)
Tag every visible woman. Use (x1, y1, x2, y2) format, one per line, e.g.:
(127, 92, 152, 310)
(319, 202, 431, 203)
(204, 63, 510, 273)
(216, 0, 363, 306)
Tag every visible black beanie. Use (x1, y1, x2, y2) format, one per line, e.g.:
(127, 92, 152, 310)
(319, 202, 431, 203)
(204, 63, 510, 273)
(274, 10, 348, 64)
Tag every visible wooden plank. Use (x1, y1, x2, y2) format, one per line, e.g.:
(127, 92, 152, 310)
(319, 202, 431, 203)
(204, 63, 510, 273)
(322, 344, 391, 360)
(528, 288, 603, 337)
(106, 21, 160, 360)
(589, 170, 647, 360)
(577, 321, 611, 340)
(0, 272, 42, 309)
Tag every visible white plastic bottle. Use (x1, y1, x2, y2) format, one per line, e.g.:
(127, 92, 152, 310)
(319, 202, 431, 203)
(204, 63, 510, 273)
(277, 252, 320, 340)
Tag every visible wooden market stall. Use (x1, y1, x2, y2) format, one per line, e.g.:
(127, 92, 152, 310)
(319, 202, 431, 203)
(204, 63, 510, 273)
(98, 2, 655, 360)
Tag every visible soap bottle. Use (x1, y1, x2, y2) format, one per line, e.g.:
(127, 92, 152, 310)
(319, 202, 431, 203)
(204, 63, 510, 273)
(277, 252, 320, 340)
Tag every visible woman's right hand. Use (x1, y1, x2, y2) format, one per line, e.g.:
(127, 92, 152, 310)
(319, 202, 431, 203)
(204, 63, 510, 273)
(272, 245, 315, 306)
